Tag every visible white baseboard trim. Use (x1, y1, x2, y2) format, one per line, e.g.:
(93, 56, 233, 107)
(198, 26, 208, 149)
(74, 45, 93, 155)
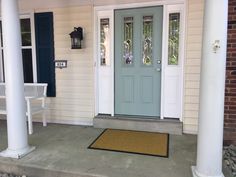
(34, 117, 94, 126)
(46, 118, 93, 126)
(0, 116, 94, 127)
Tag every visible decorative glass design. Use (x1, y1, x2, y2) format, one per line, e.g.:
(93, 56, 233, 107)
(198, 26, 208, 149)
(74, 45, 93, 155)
(142, 16, 153, 66)
(168, 13, 180, 65)
(100, 18, 110, 66)
(123, 17, 133, 65)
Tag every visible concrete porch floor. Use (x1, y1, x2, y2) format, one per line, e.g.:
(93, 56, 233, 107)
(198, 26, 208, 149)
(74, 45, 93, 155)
(0, 120, 198, 177)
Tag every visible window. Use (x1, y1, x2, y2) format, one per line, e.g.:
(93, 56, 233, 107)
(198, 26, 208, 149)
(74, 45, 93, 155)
(168, 13, 180, 65)
(142, 16, 153, 66)
(123, 17, 133, 65)
(100, 18, 110, 66)
(0, 15, 36, 83)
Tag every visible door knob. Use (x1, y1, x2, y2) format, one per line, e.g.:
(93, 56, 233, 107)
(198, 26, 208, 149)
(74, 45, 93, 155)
(156, 68, 161, 72)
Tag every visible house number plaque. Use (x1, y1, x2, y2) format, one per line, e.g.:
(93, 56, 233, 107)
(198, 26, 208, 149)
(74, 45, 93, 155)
(55, 60, 67, 69)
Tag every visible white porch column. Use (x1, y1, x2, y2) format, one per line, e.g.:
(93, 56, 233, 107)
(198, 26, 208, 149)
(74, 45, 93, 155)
(192, 0, 228, 177)
(0, 0, 35, 159)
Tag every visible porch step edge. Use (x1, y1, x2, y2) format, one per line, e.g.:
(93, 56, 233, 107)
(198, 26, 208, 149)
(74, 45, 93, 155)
(0, 161, 104, 177)
(93, 116, 183, 135)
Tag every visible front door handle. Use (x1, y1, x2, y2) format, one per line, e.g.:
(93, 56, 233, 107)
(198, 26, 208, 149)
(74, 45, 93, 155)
(156, 68, 161, 72)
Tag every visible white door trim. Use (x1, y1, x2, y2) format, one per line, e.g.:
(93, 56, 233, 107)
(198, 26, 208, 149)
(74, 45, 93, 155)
(94, 0, 186, 121)
(161, 4, 185, 121)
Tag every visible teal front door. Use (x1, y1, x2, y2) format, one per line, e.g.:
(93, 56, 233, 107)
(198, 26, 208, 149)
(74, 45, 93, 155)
(115, 6, 163, 117)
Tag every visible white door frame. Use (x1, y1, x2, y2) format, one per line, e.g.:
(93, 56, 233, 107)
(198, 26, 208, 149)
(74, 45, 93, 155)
(94, 0, 186, 121)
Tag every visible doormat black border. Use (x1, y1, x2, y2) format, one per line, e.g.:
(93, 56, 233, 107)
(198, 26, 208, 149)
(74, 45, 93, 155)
(88, 129, 169, 158)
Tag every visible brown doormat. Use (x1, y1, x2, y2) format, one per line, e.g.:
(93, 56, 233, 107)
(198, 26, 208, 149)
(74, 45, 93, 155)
(88, 129, 169, 157)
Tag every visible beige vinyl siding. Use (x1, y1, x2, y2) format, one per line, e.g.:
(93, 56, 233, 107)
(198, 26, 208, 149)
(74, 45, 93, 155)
(14, 0, 205, 134)
(33, 6, 94, 124)
(183, 0, 204, 134)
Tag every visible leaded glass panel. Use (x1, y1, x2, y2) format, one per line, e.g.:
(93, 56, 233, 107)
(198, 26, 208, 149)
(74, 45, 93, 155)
(142, 16, 153, 66)
(123, 17, 133, 65)
(100, 18, 110, 66)
(168, 13, 180, 65)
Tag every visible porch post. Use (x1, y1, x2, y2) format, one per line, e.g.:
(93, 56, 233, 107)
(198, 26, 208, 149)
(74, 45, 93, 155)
(0, 0, 35, 158)
(191, 0, 228, 177)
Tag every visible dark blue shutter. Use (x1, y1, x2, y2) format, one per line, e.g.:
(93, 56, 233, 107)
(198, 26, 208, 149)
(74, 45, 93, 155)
(35, 12, 56, 97)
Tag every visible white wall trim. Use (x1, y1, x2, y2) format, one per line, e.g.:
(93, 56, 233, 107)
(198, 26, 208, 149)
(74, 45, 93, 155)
(94, 10, 114, 116)
(160, 5, 167, 120)
(30, 11, 37, 83)
(93, 9, 99, 116)
(181, 0, 188, 124)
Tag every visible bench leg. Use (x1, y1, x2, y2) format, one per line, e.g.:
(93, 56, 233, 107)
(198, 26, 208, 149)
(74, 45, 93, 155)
(42, 111, 47, 127)
(28, 114, 33, 135)
(26, 100, 33, 135)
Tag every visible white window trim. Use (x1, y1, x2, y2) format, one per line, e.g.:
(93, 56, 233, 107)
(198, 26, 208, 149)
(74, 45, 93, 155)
(94, 0, 186, 120)
(0, 12, 37, 83)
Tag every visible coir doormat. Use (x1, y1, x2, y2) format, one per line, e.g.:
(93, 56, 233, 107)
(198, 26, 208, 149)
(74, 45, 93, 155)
(88, 129, 169, 157)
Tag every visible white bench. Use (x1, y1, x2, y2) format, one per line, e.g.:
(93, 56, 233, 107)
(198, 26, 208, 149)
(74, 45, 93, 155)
(0, 83, 48, 135)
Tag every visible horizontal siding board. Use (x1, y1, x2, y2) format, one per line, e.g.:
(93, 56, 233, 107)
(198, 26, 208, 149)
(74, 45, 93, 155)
(185, 89, 200, 96)
(185, 74, 200, 81)
(186, 59, 201, 66)
(184, 111, 199, 118)
(185, 81, 200, 89)
(185, 96, 200, 104)
(184, 104, 199, 111)
(187, 28, 203, 35)
(183, 124, 198, 134)
(185, 66, 201, 74)
(184, 118, 198, 125)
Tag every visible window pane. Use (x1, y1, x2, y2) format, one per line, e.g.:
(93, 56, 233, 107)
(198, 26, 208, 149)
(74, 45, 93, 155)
(123, 17, 133, 65)
(20, 19, 31, 46)
(100, 18, 110, 66)
(168, 13, 180, 65)
(142, 16, 153, 66)
(22, 49, 33, 83)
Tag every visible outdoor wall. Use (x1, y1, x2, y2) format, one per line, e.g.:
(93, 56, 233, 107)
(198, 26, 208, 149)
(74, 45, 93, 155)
(32, 5, 95, 125)
(183, 0, 204, 134)
(224, 0, 236, 145)
(0, 0, 206, 134)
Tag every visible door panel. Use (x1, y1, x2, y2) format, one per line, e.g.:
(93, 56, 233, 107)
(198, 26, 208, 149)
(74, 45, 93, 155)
(140, 76, 153, 103)
(115, 6, 163, 117)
